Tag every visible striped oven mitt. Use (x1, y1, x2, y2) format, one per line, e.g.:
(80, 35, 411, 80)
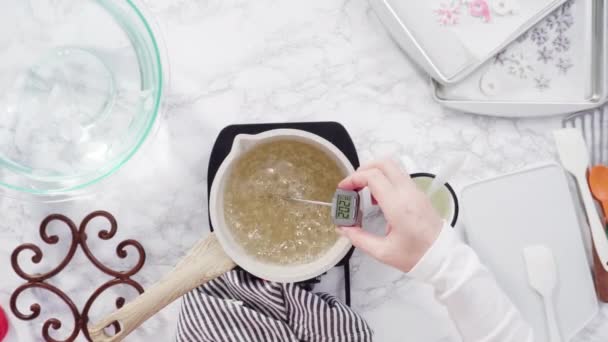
(176, 269, 373, 342)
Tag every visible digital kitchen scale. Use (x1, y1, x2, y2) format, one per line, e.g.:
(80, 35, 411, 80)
(206, 121, 360, 305)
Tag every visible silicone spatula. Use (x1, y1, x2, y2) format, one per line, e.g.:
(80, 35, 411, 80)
(588, 165, 608, 301)
(523, 245, 562, 342)
(553, 129, 608, 272)
(427, 154, 467, 197)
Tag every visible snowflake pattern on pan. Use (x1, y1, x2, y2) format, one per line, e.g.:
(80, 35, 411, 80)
(535, 75, 551, 91)
(530, 27, 549, 46)
(556, 58, 573, 74)
(489, 0, 575, 92)
(494, 51, 534, 79)
(494, 50, 508, 65)
(552, 35, 570, 52)
(509, 64, 534, 80)
(554, 11, 574, 32)
(537, 46, 553, 64)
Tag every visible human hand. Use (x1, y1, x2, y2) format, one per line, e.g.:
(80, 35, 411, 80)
(337, 159, 443, 272)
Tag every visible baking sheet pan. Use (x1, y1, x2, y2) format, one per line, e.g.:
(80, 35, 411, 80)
(371, 0, 569, 84)
(433, 0, 607, 117)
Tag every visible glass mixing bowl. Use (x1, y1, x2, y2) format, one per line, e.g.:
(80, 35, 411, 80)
(0, 0, 164, 195)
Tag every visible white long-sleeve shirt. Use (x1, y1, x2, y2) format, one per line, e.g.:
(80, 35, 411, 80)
(409, 224, 535, 342)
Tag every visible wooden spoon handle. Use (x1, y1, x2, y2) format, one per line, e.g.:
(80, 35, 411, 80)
(576, 175, 608, 271)
(592, 197, 608, 302)
(600, 201, 608, 224)
(592, 245, 608, 302)
(88, 233, 236, 342)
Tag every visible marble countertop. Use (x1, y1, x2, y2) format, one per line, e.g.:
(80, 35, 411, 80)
(2, 0, 608, 341)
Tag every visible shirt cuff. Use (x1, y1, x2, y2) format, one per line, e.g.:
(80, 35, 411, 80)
(408, 221, 459, 281)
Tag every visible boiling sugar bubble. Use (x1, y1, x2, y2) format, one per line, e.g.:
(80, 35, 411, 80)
(223, 140, 345, 265)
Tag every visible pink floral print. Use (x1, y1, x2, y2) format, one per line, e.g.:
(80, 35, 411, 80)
(436, 0, 501, 25)
(436, 2, 461, 25)
(468, 0, 491, 22)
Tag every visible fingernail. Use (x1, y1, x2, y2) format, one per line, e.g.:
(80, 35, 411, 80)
(335, 227, 345, 236)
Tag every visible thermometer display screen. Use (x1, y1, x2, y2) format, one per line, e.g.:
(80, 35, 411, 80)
(331, 189, 360, 227)
(336, 195, 352, 219)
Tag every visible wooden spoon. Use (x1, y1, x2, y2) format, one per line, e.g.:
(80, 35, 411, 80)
(88, 234, 236, 342)
(588, 165, 608, 302)
(589, 166, 608, 219)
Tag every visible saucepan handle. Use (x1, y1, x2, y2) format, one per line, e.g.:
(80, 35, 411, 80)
(88, 233, 236, 342)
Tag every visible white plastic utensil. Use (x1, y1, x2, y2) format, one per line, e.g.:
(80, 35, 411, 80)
(523, 245, 562, 342)
(427, 155, 467, 197)
(553, 128, 608, 272)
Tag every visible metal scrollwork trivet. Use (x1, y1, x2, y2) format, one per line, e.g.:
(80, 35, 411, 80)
(10, 211, 146, 342)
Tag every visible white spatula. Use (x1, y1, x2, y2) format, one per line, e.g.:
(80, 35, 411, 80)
(523, 245, 562, 342)
(553, 128, 608, 272)
(427, 154, 467, 197)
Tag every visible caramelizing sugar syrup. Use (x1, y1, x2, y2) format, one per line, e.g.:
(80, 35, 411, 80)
(224, 140, 345, 265)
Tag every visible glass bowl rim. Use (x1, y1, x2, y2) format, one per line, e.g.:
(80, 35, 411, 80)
(0, 0, 165, 195)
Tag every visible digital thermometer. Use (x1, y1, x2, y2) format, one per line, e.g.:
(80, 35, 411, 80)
(330, 189, 361, 227)
(283, 189, 362, 227)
